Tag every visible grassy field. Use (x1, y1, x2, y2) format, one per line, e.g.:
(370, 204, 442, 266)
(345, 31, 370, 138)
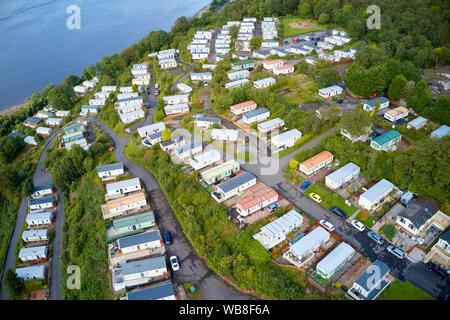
(283, 74, 321, 105)
(280, 17, 328, 38)
(306, 183, 358, 215)
(377, 279, 435, 300)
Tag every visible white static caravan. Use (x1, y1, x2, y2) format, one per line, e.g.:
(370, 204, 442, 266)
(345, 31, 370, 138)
(316, 242, 355, 279)
(202, 64, 217, 70)
(132, 78, 150, 86)
(225, 79, 250, 89)
(162, 94, 189, 105)
(283, 227, 330, 266)
(105, 177, 142, 198)
(407, 116, 428, 130)
(119, 110, 145, 124)
(287, 46, 309, 55)
(159, 59, 178, 69)
(189, 149, 221, 171)
(227, 70, 250, 81)
(26, 211, 54, 227)
(32, 183, 54, 199)
(242, 108, 271, 124)
(253, 210, 304, 250)
(174, 141, 203, 159)
(89, 98, 106, 106)
(211, 129, 239, 142)
(36, 127, 53, 136)
(29, 196, 54, 211)
(22, 229, 49, 243)
(212, 172, 257, 202)
(94, 91, 110, 99)
(45, 118, 63, 127)
(195, 117, 221, 128)
(318, 85, 343, 99)
(74, 86, 88, 95)
(117, 230, 162, 255)
(164, 103, 190, 116)
(263, 59, 284, 70)
(261, 41, 280, 48)
(119, 86, 133, 94)
(216, 46, 231, 55)
(117, 92, 139, 100)
(97, 163, 124, 179)
(191, 52, 209, 60)
(190, 72, 212, 81)
(19, 246, 48, 263)
(358, 179, 394, 211)
(363, 97, 390, 112)
(176, 83, 192, 95)
(257, 118, 285, 133)
(253, 77, 276, 89)
(137, 122, 165, 138)
(55, 110, 71, 118)
(271, 129, 302, 150)
(112, 256, 167, 292)
(273, 65, 294, 76)
(325, 162, 360, 190)
(384, 107, 409, 122)
(16, 265, 46, 281)
(102, 85, 117, 93)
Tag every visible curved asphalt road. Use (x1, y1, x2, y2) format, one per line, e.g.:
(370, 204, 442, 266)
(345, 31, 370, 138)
(93, 118, 253, 299)
(0, 128, 65, 300)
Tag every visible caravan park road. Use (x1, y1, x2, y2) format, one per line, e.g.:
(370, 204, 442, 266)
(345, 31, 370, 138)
(94, 118, 253, 300)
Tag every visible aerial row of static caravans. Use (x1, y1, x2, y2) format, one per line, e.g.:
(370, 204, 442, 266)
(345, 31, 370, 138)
(15, 183, 58, 284)
(96, 162, 177, 300)
(21, 105, 72, 146)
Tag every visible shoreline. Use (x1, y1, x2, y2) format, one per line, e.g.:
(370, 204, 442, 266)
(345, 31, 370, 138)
(0, 1, 213, 117)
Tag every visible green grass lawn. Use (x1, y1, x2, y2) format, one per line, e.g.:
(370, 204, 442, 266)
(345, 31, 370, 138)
(377, 279, 435, 300)
(356, 210, 376, 228)
(307, 183, 358, 215)
(280, 17, 328, 38)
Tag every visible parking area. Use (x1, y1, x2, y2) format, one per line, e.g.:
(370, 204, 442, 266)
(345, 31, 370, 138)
(403, 262, 450, 299)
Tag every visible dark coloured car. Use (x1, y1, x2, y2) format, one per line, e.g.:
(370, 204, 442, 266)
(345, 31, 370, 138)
(330, 206, 347, 218)
(163, 231, 172, 245)
(300, 180, 312, 191)
(284, 40, 289, 45)
(367, 231, 384, 245)
(334, 99, 343, 104)
(427, 262, 447, 280)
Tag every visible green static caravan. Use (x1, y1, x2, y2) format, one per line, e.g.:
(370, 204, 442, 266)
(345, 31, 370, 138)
(231, 60, 255, 71)
(200, 160, 240, 185)
(62, 131, 84, 143)
(64, 122, 85, 134)
(370, 130, 402, 152)
(106, 211, 156, 242)
(316, 242, 355, 279)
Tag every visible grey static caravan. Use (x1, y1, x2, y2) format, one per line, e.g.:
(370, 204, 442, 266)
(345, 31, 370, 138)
(16, 265, 46, 281)
(164, 103, 190, 116)
(253, 77, 276, 89)
(105, 178, 142, 199)
(22, 229, 50, 243)
(29, 196, 54, 211)
(19, 245, 48, 263)
(162, 94, 189, 105)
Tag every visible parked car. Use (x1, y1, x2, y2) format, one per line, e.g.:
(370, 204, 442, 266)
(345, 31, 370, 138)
(309, 193, 323, 203)
(155, 83, 159, 89)
(427, 262, 447, 280)
(367, 231, 384, 245)
(268, 203, 280, 213)
(319, 219, 335, 232)
(155, 90, 159, 95)
(170, 255, 180, 271)
(330, 206, 347, 218)
(300, 180, 311, 191)
(334, 99, 343, 104)
(203, 81, 209, 87)
(351, 219, 366, 231)
(386, 245, 405, 259)
(163, 231, 172, 245)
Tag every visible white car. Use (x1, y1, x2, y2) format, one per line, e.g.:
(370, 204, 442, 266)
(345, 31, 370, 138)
(351, 219, 365, 232)
(170, 255, 180, 271)
(319, 219, 335, 232)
